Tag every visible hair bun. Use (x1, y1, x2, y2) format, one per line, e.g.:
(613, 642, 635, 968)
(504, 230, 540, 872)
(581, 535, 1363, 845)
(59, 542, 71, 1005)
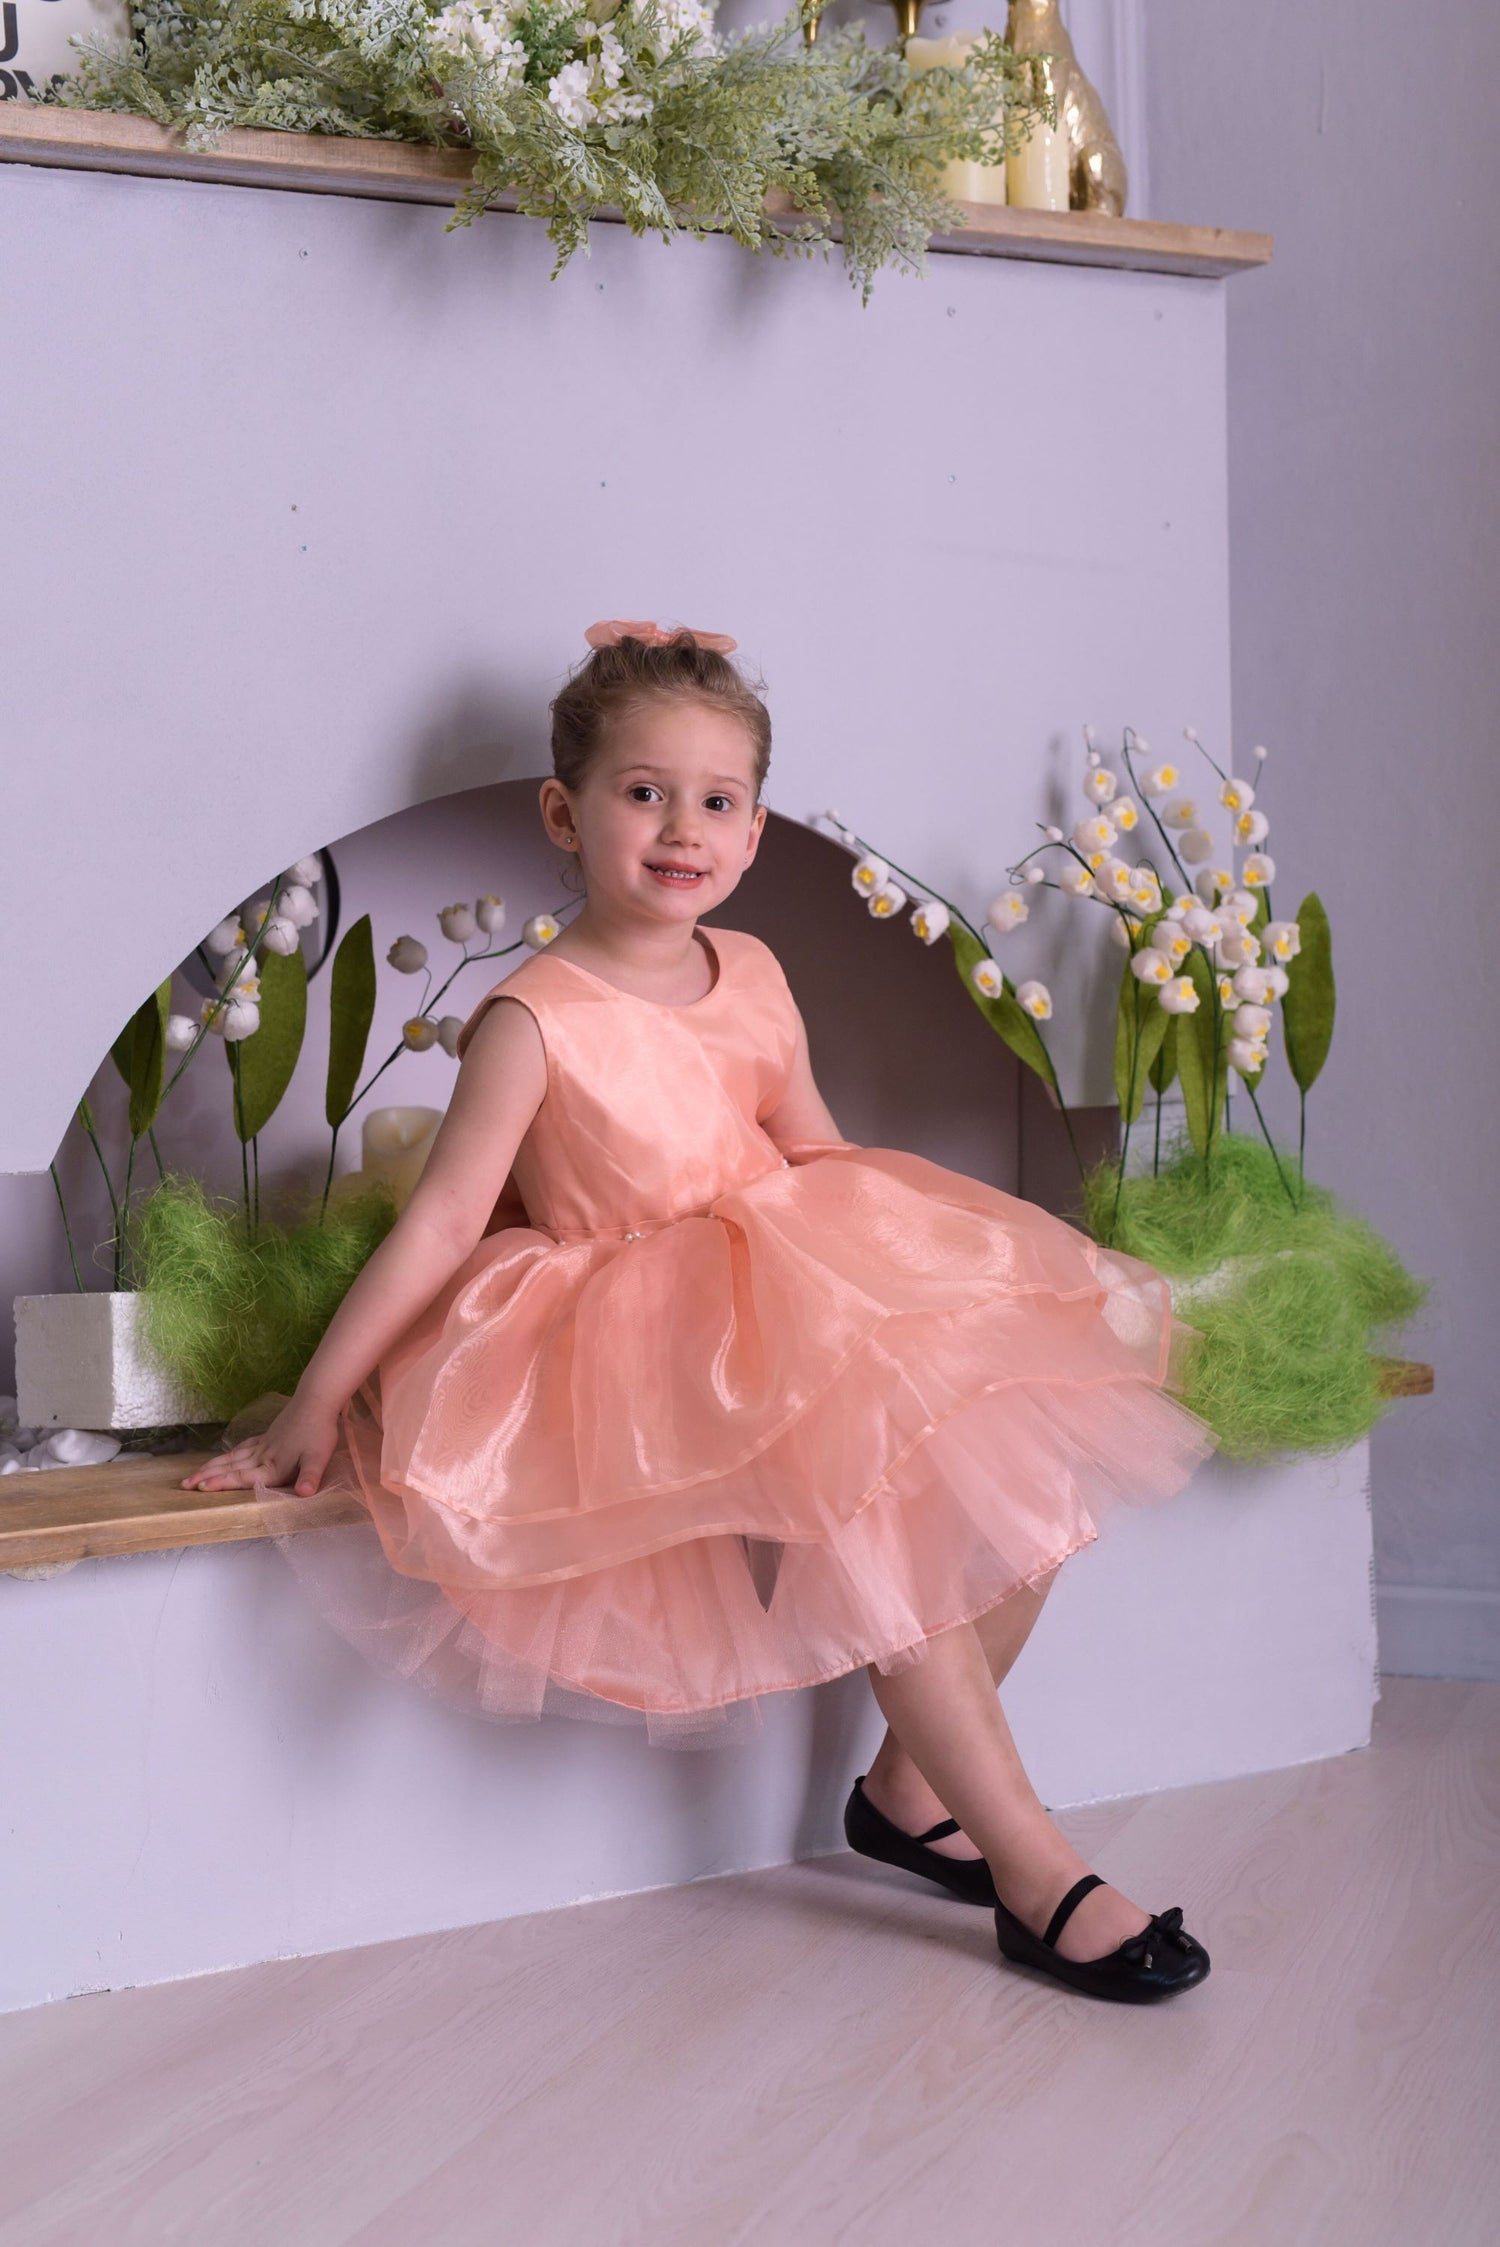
(583, 618, 738, 654)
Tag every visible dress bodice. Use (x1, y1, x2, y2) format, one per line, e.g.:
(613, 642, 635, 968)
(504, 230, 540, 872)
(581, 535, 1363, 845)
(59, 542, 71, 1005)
(453, 925, 801, 1243)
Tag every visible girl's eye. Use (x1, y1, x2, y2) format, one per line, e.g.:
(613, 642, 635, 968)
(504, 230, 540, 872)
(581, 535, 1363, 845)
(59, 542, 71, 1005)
(627, 785, 735, 812)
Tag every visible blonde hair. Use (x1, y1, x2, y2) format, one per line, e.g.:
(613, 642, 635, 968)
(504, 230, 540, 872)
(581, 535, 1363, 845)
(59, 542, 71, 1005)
(549, 629, 771, 801)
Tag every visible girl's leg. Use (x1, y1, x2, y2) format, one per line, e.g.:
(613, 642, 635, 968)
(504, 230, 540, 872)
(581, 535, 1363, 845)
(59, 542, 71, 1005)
(860, 1567, 1059, 1863)
(865, 1614, 1151, 1963)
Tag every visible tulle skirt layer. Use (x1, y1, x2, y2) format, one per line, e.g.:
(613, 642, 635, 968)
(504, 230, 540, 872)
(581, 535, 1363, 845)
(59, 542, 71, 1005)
(244, 1146, 1216, 1746)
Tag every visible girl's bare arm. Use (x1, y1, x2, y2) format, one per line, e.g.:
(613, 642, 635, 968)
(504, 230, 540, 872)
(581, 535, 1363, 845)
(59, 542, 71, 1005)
(180, 996, 546, 1493)
(760, 1004, 851, 1152)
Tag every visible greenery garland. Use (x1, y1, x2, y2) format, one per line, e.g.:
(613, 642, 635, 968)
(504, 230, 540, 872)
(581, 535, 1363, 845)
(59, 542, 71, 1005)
(52, 1, 1046, 293)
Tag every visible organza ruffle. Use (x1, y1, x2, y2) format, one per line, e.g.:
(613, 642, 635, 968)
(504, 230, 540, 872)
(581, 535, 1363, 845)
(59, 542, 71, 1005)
(241, 1147, 1216, 1746)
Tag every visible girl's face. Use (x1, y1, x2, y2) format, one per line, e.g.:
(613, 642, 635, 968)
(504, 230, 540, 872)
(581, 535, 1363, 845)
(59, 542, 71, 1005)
(544, 698, 767, 921)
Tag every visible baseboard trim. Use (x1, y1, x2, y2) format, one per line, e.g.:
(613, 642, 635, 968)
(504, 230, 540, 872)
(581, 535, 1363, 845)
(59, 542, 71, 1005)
(1377, 1583, 1500, 1681)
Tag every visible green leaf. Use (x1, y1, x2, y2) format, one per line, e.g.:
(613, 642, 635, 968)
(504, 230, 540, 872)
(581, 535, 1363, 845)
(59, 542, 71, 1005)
(1113, 955, 1172, 1125)
(231, 946, 307, 1144)
(948, 920, 1054, 1088)
(326, 914, 377, 1129)
(110, 978, 173, 1139)
(1148, 1015, 1178, 1096)
(1282, 891, 1335, 1093)
(1175, 950, 1222, 1158)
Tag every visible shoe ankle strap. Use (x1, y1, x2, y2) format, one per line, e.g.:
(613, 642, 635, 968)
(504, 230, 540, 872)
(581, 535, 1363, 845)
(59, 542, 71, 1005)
(1043, 1872, 1106, 1949)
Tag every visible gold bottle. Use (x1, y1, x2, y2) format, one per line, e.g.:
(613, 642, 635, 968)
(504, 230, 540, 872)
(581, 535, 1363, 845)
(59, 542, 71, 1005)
(1004, 0, 1128, 215)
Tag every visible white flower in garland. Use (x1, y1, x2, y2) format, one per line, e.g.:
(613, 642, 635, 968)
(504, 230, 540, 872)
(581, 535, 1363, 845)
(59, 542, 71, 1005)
(1156, 922, 1192, 966)
(1110, 795, 1140, 833)
(1219, 887, 1259, 929)
(439, 902, 479, 944)
(476, 895, 507, 934)
(437, 1016, 467, 1058)
(1083, 767, 1118, 806)
(1072, 814, 1117, 855)
(523, 913, 561, 948)
(1193, 864, 1233, 906)
(1220, 775, 1256, 815)
(1263, 918, 1302, 961)
(869, 880, 907, 918)
(165, 1013, 199, 1052)
(970, 956, 1004, 1000)
(1160, 796, 1199, 830)
(1016, 979, 1052, 1020)
(1130, 948, 1173, 986)
(204, 915, 245, 958)
(1232, 964, 1276, 1005)
(910, 899, 950, 944)
(1236, 808, 1271, 848)
(1241, 851, 1276, 889)
(403, 1017, 440, 1052)
(1139, 762, 1179, 799)
(1178, 827, 1215, 865)
(1094, 858, 1136, 906)
(851, 852, 889, 896)
(548, 57, 598, 129)
(1058, 861, 1095, 898)
(1180, 905, 1221, 944)
(1108, 911, 1142, 948)
(1235, 1004, 1273, 1039)
(1157, 975, 1202, 1014)
(1227, 1035, 1268, 1076)
(1214, 928, 1261, 972)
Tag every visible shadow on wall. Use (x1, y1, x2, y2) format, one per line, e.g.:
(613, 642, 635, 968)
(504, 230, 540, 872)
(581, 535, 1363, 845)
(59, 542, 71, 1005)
(0, 779, 1084, 1391)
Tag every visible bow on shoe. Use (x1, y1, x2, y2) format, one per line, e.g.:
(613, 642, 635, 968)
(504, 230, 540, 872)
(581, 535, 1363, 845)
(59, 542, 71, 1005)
(1116, 1905, 1189, 1969)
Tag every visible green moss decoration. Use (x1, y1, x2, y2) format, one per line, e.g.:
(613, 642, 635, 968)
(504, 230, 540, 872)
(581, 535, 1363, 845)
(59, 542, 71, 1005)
(1081, 1131, 1428, 1461)
(133, 1173, 399, 1420)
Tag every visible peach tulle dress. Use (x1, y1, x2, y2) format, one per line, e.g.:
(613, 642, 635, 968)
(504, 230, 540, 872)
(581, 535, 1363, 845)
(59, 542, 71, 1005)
(245, 924, 1216, 1746)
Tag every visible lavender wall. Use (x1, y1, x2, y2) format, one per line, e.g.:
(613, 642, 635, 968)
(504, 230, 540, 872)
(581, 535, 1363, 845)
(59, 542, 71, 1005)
(1143, 0, 1500, 1676)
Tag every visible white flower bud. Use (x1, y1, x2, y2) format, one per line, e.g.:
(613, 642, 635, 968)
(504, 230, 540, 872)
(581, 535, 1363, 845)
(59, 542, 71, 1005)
(1232, 965, 1275, 1005)
(523, 914, 561, 948)
(388, 935, 428, 974)
(1193, 866, 1232, 906)
(1227, 1036, 1268, 1076)
(1214, 930, 1260, 971)
(851, 853, 889, 895)
(970, 956, 1005, 999)
(402, 1016, 439, 1052)
(437, 1015, 466, 1057)
(1262, 965, 1290, 999)
(869, 881, 907, 919)
(1241, 851, 1276, 888)
(219, 998, 260, 1042)
(276, 885, 319, 930)
(1108, 911, 1141, 948)
(289, 856, 324, 890)
(1111, 795, 1140, 832)
(1157, 976, 1202, 1015)
(1235, 1004, 1273, 1037)
(1024, 866, 1046, 886)
(1263, 919, 1301, 961)
(1252, 744, 1269, 762)
(986, 889, 1029, 934)
(1130, 948, 1173, 985)
(1219, 776, 1256, 815)
(1044, 826, 1064, 843)
(1016, 979, 1053, 1021)
(1178, 828, 1216, 864)
(1236, 810, 1270, 848)
(1156, 923, 1192, 965)
(1071, 815, 1117, 854)
(204, 915, 245, 958)
(1181, 906, 1221, 943)
(910, 899, 951, 944)
(1084, 767, 1119, 805)
(1058, 861, 1095, 897)
(1139, 763, 1178, 799)
(215, 953, 261, 994)
(1161, 797, 1199, 830)
(475, 895, 507, 935)
(258, 916, 302, 956)
(165, 1014, 198, 1052)
(439, 902, 478, 944)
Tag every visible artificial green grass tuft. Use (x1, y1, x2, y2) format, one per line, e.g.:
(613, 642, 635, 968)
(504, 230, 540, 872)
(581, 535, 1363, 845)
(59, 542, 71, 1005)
(133, 1173, 399, 1421)
(1081, 1132, 1428, 1461)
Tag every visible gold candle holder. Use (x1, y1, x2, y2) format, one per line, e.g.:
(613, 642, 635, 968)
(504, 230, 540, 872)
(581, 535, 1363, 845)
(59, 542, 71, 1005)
(890, 0, 931, 42)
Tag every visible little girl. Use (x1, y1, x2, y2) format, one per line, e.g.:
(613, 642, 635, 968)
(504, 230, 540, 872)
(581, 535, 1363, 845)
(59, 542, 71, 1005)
(184, 620, 1218, 2004)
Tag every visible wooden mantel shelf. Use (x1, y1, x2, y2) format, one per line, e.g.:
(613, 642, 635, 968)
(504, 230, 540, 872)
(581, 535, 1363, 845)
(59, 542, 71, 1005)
(0, 1357, 1434, 1572)
(0, 106, 1272, 280)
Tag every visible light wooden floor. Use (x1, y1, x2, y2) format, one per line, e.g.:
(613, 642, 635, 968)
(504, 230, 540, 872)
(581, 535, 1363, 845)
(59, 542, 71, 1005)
(1, 1677, 1495, 2247)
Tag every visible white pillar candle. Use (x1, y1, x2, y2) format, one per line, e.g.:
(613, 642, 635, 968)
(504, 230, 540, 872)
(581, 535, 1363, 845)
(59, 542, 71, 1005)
(1006, 55, 1070, 211)
(905, 33, 1009, 207)
(361, 1105, 445, 1213)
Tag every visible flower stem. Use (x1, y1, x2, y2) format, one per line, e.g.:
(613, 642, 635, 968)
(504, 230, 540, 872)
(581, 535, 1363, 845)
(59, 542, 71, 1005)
(1121, 729, 1194, 897)
(1245, 1080, 1300, 1212)
(1109, 978, 1145, 1244)
(49, 1163, 84, 1292)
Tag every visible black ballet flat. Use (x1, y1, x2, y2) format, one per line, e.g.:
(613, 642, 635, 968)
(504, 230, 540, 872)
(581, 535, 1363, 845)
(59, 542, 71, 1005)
(843, 1774, 999, 1907)
(993, 1872, 1211, 2003)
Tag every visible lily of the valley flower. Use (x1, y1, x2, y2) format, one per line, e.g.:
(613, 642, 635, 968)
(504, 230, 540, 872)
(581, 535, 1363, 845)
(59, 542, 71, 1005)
(1214, 928, 1261, 971)
(1180, 905, 1222, 943)
(970, 956, 1005, 999)
(1241, 851, 1276, 888)
(1109, 911, 1143, 948)
(1130, 948, 1174, 985)
(1110, 795, 1140, 832)
(869, 881, 908, 919)
(1177, 828, 1216, 865)
(1016, 979, 1053, 1020)
(1262, 964, 1290, 999)
(1227, 1035, 1268, 1075)
(1220, 776, 1256, 815)
(437, 1016, 466, 1058)
(1058, 861, 1095, 897)
(276, 884, 320, 930)
(1156, 922, 1193, 965)
(288, 856, 323, 890)
(987, 889, 1029, 933)
(388, 935, 428, 973)
(403, 1017, 440, 1052)
(439, 902, 479, 944)
(1139, 762, 1179, 799)
(910, 899, 950, 944)
(1072, 815, 1117, 855)
(1157, 976, 1202, 1014)
(1263, 918, 1301, 960)
(1235, 1004, 1273, 1038)
(256, 916, 302, 956)
(1219, 887, 1259, 928)
(523, 913, 561, 948)
(1193, 865, 1234, 906)
(165, 1014, 199, 1051)
(476, 895, 506, 934)
(1216, 974, 1241, 1009)
(851, 853, 889, 896)
(1236, 810, 1271, 848)
(1083, 767, 1118, 805)
(215, 954, 261, 995)
(1232, 964, 1277, 1005)
(204, 916, 245, 958)
(1161, 797, 1199, 829)
(1093, 858, 1136, 905)
(202, 993, 259, 1041)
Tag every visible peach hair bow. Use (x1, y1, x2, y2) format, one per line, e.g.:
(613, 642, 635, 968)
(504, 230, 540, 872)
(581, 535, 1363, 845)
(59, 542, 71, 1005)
(584, 617, 738, 654)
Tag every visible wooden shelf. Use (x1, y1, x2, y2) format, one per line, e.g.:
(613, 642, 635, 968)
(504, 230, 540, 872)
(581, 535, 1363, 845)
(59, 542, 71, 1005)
(0, 1357, 1432, 1572)
(0, 106, 1273, 280)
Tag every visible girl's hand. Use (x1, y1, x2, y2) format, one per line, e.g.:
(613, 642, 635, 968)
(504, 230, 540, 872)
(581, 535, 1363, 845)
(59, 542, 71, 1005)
(180, 1395, 342, 1497)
